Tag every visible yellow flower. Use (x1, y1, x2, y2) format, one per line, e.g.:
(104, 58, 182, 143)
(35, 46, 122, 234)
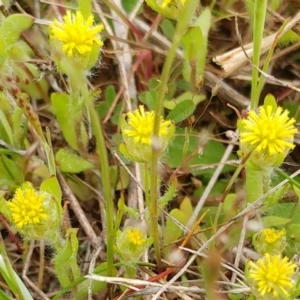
(145, 0, 186, 19)
(123, 105, 172, 145)
(253, 228, 286, 255)
(116, 226, 149, 262)
(248, 254, 296, 298)
(50, 11, 104, 57)
(240, 106, 296, 156)
(263, 228, 285, 244)
(160, 0, 186, 8)
(120, 105, 175, 162)
(7, 187, 48, 229)
(126, 228, 146, 246)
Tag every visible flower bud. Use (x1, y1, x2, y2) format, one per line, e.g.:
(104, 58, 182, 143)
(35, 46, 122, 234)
(252, 228, 286, 255)
(115, 226, 149, 262)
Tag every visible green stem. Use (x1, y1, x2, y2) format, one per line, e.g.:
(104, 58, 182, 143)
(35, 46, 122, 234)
(245, 165, 270, 203)
(144, 163, 150, 208)
(150, 0, 199, 270)
(256, 19, 289, 95)
(276, 168, 300, 190)
(250, 0, 267, 109)
(86, 99, 114, 277)
(68, 68, 114, 279)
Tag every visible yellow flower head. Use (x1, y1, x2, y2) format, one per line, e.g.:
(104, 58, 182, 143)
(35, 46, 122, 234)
(123, 105, 172, 145)
(160, 0, 186, 8)
(116, 226, 149, 262)
(248, 254, 296, 298)
(240, 105, 296, 156)
(6, 183, 62, 241)
(50, 11, 104, 57)
(7, 187, 48, 229)
(126, 228, 146, 246)
(263, 228, 285, 244)
(119, 105, 175, 162)
(145, 0, 186, 19)
(253, 228, 287, 255)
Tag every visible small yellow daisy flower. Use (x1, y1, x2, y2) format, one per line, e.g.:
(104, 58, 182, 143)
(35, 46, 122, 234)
(123, 105, 172, 145)
(50, 10, 104, 57)
(248, 253, 296, 298)
(126, 228, 146, 246)
(240, 106, 297, 156)
(120, 105, 174, 162)
(7, 187, 48, 229)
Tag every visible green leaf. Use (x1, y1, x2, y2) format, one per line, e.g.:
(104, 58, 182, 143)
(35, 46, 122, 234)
(111, 103, 123, 126)
(167, 128, 236, 177)
(67, 178, 93, 202)
(76, 262, 117, 300)
(180, 196, 193, 221)
(111, 166, 130, 190)
(262, 216, 291, 227)
(40, 176, 62, 202)
(0, 290, 11, 300)
(182, 8, 211, 88)
(0, 155, 24, 187)
(263, 93, 277, 112)
(0, 110, 13, 145)
(164, 92, 205, 110)
(51, 93, 84, 150)
(96, 85, 116, 119)
(158, 178, 177, 207)
(121, 0, 141, 14)
(0, 38, 5, 58)
(164, 208, 186, 247)
(0, 14, 33, 48)
(160, 19, 175, 40)
(0, 255, 33, 300)
(223, 193, 244, 217)
(287, 224, 300, 242)
(79, 0, 92, 19)
(11, 107, 25, 147)
(138, 91, 157, 111)
(54, 228, 81, 288)
(97, 85, 115, 119)
(283, 102, 300, 123)
(56, 149, 94, 173)
(148, 78, 160, 91)
(194, 180, 228, 196)
(294, 185, 300, 203)
(13, 60, 49, 100)
(193, 7, 211, 37)
(228, 293, 244, 300)
(86, 41, 101, 70)
(182, 26, 203, 60)
(96, 85, 122, 125)
(267, 203, 300, 225)
(182, 27, 204, 86)
(166, 100, 195, 124)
